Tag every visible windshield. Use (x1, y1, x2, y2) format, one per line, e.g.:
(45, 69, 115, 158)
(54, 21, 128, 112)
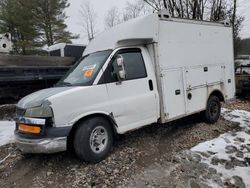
(57, 50, 112, 86)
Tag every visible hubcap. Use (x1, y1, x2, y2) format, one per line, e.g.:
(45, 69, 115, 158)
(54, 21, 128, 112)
(209, 101, 219, 118)
(90, 126, 108, 154)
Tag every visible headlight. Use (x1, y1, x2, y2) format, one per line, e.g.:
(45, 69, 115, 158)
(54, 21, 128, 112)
(25, 106, 53, 118)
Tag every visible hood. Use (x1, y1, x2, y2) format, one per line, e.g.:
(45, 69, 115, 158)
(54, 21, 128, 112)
(17, 87, 73, 109)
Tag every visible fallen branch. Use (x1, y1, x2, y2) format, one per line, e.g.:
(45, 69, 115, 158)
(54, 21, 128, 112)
(0, 153, 11, 164)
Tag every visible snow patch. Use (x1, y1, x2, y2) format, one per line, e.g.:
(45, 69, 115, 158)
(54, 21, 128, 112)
(191, 108, 250, 187)
(221, 108, 250, 129)
(0, 121, 16, 146)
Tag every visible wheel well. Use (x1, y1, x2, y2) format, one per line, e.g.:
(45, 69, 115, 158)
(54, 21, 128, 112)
(67, 113, 117, 152)
(209, 90, 225, 102)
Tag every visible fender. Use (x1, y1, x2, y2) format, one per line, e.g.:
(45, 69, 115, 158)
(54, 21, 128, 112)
(207, 89, 225, 102)
(68, 111, 118, 133)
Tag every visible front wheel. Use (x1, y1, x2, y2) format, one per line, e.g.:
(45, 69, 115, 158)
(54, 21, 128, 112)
(74, 117, 113, 163)
(203, 95, 221, 124)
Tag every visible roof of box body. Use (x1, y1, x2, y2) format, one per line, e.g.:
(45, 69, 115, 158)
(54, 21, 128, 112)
(83, 14, 159, 55)
(83, 13, 229, 56)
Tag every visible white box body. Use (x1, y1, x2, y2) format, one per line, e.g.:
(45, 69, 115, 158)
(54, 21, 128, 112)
(18, 14, 235, 134)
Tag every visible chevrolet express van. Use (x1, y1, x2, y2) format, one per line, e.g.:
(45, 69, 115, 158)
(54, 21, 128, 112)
(15, 11, 235, 163)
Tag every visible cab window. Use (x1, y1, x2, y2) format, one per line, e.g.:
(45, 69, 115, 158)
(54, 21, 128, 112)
(99, 48, 147, 84)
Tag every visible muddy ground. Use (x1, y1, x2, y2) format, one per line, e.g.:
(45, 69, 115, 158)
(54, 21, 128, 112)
(0, 99, 249, 188)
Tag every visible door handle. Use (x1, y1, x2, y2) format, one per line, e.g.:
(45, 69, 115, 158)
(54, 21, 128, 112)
(148, 80, 153, 91)
(175, 90, 181, 95)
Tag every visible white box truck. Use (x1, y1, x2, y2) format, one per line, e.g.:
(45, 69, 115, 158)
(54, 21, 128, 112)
(14, 12, 235, 163)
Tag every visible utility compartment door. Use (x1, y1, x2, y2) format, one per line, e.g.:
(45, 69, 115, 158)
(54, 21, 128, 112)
(161, 68, 186, 120)
(186, 65, 225, 113)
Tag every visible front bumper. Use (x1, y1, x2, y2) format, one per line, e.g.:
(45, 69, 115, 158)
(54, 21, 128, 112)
(15, 134, 67, 153)
(14, 115, 71, 153)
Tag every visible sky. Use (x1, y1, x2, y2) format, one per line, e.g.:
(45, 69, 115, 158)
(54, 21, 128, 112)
(66, 0, 131, 44)
(66, 0, 250, 45)
(237, 0, 250, 38)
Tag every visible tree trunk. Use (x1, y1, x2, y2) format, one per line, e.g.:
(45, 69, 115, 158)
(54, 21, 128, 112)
(186, 0, 189, 18)
(232, 0, 237, 38)
(20, 33, 26, 55)
(179, 0, 184, 17)
(192, 0, 198, 19)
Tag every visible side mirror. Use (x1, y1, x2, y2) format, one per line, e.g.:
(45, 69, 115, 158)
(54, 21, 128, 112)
(116, 55, 124, 67)
(115, 55, 126, 81)
(118, 70, 126, 80)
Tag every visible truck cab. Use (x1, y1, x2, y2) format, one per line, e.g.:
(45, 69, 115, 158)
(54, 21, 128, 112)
(15, 13, 235, 163)
(15, 46, 159, 161)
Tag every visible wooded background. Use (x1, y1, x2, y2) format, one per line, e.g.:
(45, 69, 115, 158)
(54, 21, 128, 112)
(0, 0, 77, 54)
(0, 0, 249, 55)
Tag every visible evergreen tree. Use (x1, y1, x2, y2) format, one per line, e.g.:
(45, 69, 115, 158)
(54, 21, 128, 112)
(34, 0, 77, 46)
(0, 0, 40, 54)
(0, 0, 77, 54)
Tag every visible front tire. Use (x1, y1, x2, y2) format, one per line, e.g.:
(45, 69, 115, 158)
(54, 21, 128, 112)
(74, 117, 113, 163)
(204, 95, 221, 124)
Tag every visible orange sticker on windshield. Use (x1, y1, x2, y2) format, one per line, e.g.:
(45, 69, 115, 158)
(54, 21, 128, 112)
(84, 69, 94, 77)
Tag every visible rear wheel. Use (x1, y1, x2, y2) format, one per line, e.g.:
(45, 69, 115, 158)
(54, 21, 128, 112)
(203, 95, 221, 124)
(74, 117, 113, 163)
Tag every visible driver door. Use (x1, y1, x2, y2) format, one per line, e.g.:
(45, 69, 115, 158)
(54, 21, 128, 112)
(98, 48, 158, 133)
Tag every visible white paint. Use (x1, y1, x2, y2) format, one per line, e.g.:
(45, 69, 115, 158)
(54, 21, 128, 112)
(103, 47, 159, 133)
(48, 85, 111, 128)
(84, 14, 235, 123)
(17, 14, 235, 139)
(0, 121, 15, 146)
(48, 57, 159, 133)
(83, 14, 158, 55)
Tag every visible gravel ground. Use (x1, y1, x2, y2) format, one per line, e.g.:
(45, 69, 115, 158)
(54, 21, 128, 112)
(127, 108, 250, 188)
(0, 99, 248, 188)
(223, 99, 250, 112)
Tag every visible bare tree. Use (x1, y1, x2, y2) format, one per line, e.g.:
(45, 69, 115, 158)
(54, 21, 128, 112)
(79, 0, 97, 41)
(104, 6, 121, 29)
(104, 1, 151, 28)
(143, 0, 243, 35)
(122, 1, 148, 22)
(143, 0, 163, 11)
(226, 0, 244, 39)
(143, 0, 235, 21)
(209, 0, 225, 21)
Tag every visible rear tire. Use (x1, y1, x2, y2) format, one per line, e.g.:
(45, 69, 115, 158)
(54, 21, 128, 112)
(74, 117, 113, 163)
(203, 95, 221, 124)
